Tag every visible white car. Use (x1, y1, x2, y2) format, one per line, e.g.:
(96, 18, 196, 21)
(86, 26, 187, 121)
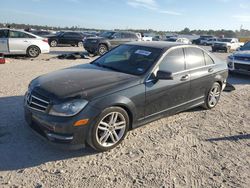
(0, 29, 50, 57)
(176, 38, 192, 44)
(212, 38, 244, 53)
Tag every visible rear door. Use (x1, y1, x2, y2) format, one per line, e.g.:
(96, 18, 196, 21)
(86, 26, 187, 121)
(0, 29, 9, 53)
(145, 47, 190, 117)
(109, 32, 123, 48)
(184, 47, 215, 103)
(8, 30, 35, 54)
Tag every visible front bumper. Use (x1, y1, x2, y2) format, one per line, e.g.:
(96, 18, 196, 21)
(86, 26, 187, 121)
(40, 43, 50, 54)
(212, 45, 228, 51)
(83, 42, 99, 54)
(228, 60, 250, 75)
(24, 101, 100, 150)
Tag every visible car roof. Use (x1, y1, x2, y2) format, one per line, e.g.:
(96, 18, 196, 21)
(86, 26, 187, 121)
(127, 41, 189, 51)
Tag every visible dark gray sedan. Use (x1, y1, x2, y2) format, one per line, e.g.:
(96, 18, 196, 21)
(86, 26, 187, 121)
(24, 42, 228, 151)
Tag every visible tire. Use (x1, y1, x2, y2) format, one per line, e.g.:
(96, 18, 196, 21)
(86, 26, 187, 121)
(226, 47, 231, 53)
(88, 107, 129, 152)
(26, 46, 40, 58)
(212, 48, 216, 52)
(78, 41, 83, 47)
(98, 44, 108, 56)
(203, 82, 222, 109)
(50, 40, 57, 47)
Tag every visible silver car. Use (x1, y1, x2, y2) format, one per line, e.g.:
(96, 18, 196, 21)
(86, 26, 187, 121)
(0, 29, 50, 57)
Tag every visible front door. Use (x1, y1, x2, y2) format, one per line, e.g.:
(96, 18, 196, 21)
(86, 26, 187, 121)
(0, 30, 9, 53)
(145, 47, 190, 117)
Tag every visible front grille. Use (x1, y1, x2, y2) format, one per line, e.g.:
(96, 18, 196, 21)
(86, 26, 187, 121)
(26, 91, 50, 112)
(234, 63, 250, 71)
(234, 56, 250, 61)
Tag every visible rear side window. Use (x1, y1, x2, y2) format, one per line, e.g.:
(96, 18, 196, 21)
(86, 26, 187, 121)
(130, 33, 138, 39)
(121, 33, 129, 38)
(113, 32, 122, 39)
(159, 48, 185, 73)
(185, 47, 206, 69)
(9, 31, 35, 38)
(0, 30, 8, 38)
(204, 52, 214, 65)
(63, 32, 81, 38)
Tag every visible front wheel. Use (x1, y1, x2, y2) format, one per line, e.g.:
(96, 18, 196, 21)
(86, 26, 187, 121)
(78, 41, 83, 47)
(27, 46, 40, 58)
(88, 107, 129, 152)
(50, 40, 57, 47)
(203, 82, 222, 109)
(98, 44, 108, 56)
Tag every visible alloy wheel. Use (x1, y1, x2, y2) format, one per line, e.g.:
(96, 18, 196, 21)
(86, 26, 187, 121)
(96, 112, 126, 147)
(208, 85, 221, 107)
(50, 40, 57, 47)
(28, 47, 39, 57)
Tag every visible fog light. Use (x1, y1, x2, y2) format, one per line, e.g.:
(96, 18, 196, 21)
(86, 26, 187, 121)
(74, 119, 89, 127)
(228, 62, 233, 68)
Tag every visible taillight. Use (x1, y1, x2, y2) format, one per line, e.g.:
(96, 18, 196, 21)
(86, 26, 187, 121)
(42, 38, 48, 43)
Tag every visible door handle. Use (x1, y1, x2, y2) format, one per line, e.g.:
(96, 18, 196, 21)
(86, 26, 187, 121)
(23, 40, 28, 42)
(180, 74, 189, 81)
(208, 68, 214, 73)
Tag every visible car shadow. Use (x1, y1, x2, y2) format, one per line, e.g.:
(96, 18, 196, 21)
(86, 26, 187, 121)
(205, 134, 250, 142)
(0, 95, 97, 171)
(49, 50, 84, 55)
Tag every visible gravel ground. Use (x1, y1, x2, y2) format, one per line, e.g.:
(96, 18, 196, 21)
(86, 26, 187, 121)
(0, 46, 249, 188)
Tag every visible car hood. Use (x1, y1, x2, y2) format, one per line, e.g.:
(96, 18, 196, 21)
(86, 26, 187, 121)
(233, 50, 250, 57)
(31, 64, 140, 101)
(86, 37, 104, 40)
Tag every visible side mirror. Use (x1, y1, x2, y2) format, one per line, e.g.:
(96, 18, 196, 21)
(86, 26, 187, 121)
(156, 70, 173, 80)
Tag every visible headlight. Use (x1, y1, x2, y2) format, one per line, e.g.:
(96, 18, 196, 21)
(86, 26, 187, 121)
(228, 55, 234, 60)
(49, 99, 88, 117)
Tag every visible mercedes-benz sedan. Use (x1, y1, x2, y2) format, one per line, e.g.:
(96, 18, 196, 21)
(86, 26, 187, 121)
(24, 42, 228, 151)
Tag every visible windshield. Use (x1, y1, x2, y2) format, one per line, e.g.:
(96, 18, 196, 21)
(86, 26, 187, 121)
(92, 45, 163, 75)
(99, 31, 116, 38)
(240, 42, 250, 51)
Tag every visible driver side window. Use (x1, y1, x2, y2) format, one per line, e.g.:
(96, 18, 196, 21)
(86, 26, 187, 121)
(159, 48, 185, 73)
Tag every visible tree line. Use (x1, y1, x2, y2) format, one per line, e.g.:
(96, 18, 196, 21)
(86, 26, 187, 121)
(1, 23, 250, 38)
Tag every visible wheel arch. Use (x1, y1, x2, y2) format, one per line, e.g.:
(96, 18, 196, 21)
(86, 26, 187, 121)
(92, 95, 136, 130)
(99, 42, 109, 50)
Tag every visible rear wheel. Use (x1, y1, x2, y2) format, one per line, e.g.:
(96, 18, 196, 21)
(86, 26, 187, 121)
(98, 44, 108, 56)
(88, 107, 129, 152)
(27, 46, 40, 58)
(203, 82, 222, 109)
(226, 47, 231, 53)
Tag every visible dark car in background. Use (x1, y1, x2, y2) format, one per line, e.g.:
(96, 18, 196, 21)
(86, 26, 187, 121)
(83, 31, 139, 55)
(47, 31, 95, 47)
(30, 30, 55, 37)
(24, 42, 228, 151)
(227, 41, 250, 75)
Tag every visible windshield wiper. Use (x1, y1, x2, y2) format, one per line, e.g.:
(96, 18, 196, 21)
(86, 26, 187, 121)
(93, 62, 122, 72)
